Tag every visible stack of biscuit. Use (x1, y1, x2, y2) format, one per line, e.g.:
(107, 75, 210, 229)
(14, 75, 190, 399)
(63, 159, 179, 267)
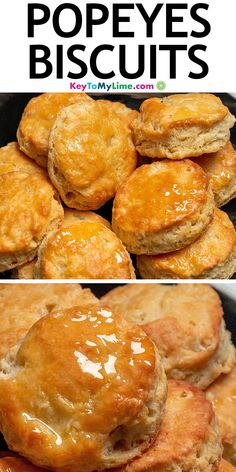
(0, 283, 235, 471)
(0, 92, 235, 279)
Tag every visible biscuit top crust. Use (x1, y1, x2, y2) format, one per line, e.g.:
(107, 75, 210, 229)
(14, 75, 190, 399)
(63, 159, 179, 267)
(0, 142, 44, 175)
(0, 172, 60, 253)
(116, 380, 215, 471)
(0, 284, 97, 359)
(143, 208, 236, 277)
(0, 305, 156, 469)
(17, 93, 93, 157)
(192, 141, 236, 193)
(206, 366, 236, 445)
(39, 221, 134, 279)
(49, 100, 137, 202)
(0, 455, 45, 471)
(219, 460, 236, 472)
(62, 208, 111, 229)
(112, 160, 209, 233)
(102, 284, 223, 371)
(134, 93, 229, 137)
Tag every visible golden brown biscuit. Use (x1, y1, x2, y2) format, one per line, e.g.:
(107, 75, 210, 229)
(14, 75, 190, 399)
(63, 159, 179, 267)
(131, 94, 235, 159)
(206, 366, 236, 465)
(114, 380, 222, 472)
(0, 454, 45, 471)
(34, 221, 135, 279)
(0, 172, 63, 271)
(48, 99, 137, 210)
(0, 304, 167, 471)
(0, 142, 44, 176)
(0, 283, 98, 360)
(218, 460, 236, 472)
(62, 208, 111, 229)
(112, 160, 215, 255)
(17, 93, 93, 167)
(102, 284, 235, 389)
(137, 208, 236, 279)
(192, 141, 236, 207)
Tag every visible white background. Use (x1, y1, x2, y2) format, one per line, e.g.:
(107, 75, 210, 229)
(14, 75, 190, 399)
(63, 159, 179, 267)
(0, 0, 235, 92)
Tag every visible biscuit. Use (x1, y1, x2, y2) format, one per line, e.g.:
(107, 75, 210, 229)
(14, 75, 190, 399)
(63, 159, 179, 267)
(34, 221, 136, 279)
(0, 171, 64, 271)
(0, 142, 44, 175)
(192, 141, 236, 207)
(17, 93, 93, 167)
(12, 259, 36, 279)
(114, 380, 222, 472)
(48, 99, 137, 210)
(102, 284, 236, 389)
(0, 283, 98, 359)
(219, 460, 236, 472)
(206, 366, 236, 465)
(137, 209, 236, 279)
(112, 160, 215, 255)
(131, 94, 235, 159)
(0, 454, 45, 471)
(0, 304, 167, 471)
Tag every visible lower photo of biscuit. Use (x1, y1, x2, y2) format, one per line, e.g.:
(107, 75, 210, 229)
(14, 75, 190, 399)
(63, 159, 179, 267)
(0, 282, 235, 471)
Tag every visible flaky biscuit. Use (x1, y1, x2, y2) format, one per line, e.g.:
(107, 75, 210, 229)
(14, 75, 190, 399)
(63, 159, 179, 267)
(0, 142, 44, 176)
(0, 283, 98, 359)
(137, 209, 236, 279)
(192, 141, 236, 207)
(0, 171, 63, 271)
(0, 304, 167, 471)
(48, 99, 137, 210)
(17, 93, 93, 167)
(206, 366, 236, 465)
(12, 259, 36, 279)
(34, 221, 135, 279)
(131, 94, 235, 159)
(112, 160, 215, 255)
(114, 380, 222, 472)
(102, 284, 235, 389)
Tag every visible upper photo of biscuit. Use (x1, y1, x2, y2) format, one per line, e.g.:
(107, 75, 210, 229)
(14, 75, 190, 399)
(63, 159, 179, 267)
(0, 91, 235, 279)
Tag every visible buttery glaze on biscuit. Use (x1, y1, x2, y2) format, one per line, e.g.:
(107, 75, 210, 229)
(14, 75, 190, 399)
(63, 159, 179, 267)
(0, 283, 97, 359)
(206, 366, 236, 465)
(17, 93, 93, 167)
(137, 208, 236, 279)
(34, 221, 135, 279)
(219, 460, 236, 472)
(48, 99, 137, 210)
(114, 380, 222, 472)
(192, 141, 236, 207)
(0, 171, 63, 271)
(132, 94, 235, 159)
(102, 284, 236, 389)
(0, 305, 167, 471)
(112, 160, 214, 255)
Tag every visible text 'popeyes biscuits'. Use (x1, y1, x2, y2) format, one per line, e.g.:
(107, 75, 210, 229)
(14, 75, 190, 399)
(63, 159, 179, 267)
(0, 304, 167, 471)
(17, 93, 93, 167)
(112, 160, 215, 255)
(34, 221, 136, 279)
(131, 94, 235, 159)
(206, 366, 236, 465)
(114, 380, 222, 472)
(102, 284, 235, 389)
(48, 100, 138, 210)
(0, 171, 63, 272)
(137, 208, 236, 279)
